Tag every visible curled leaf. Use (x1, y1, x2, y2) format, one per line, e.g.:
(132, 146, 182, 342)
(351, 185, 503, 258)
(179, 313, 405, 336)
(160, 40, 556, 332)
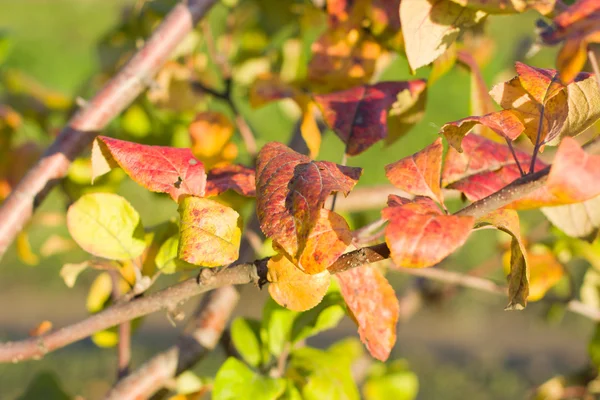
(205, 164, 256, 197)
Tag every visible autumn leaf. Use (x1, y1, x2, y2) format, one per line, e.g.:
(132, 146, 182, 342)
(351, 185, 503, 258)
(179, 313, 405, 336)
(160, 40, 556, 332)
(67, 193, 146, 261)
(382, 195, 474, 268)
(540, 0, 600, 83)
(256, 143, 361, 272)
(440, 110, 524, 152)
(92, 136, 207, 201)
(400, 0, 487, 71)
(29, 320, 52, 337)
(205, 164, 256, 197)
(476, 209, 528, 310)
(336, 265, 399, 361)
(267, 253, 331, 312)
(385, 138, 444, 205)
(315, 80, 427, 156)
(542, 196, 600, 238)
(189, 111, 238, 169)
(308, 26, 382, 91)
(326, 0, 369, 26)
(448, 0, 555, 14)
(489, 64, 600, 146)
(178, 197, 241, 267)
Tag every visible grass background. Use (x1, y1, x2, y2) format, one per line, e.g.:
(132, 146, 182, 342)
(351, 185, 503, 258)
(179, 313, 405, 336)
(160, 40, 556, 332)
(0, 1, 595, 399)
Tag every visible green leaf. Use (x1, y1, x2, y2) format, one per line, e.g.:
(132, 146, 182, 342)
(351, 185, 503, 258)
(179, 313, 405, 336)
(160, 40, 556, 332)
(363, 360, 419, 400)
(213, 357, 286, 400)
(291, 290, 345, 344)
(290, 347, 360, 400)
(327, 337, 365, 364)
(67, 193, 146, 260)
(176, 371, 206, 395)
(60, 261, 90, 288)
(231, 317, 263, 368)
(261, 298, 297, 357)
(154, 234, 197, 274)
(17, 372, 70, 400)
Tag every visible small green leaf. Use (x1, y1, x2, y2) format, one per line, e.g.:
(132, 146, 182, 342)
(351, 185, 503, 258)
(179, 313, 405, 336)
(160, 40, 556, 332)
(327, 337, 365, 364)
(67, 193, 146, 260)
(231, 317, 263, 367)
(261, 298, 297, 357)
(291, 290, 345, 344)
(86, 272, 112, 313)
(154, 234, 197, 274)
(176, 371, 206, 395)
(290, 347, 360, 400)
(363, 360, 419, 400)
(60, 261, 90, 288)
(213, 357, 286, 400)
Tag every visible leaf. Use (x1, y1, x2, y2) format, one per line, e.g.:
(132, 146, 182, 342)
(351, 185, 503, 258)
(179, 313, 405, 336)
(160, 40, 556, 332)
(92, 136, 207, 201)
(213, 357, 286, 400)
(429, 44, 458, 85)
(290, 347, 360, 400)
(261, 298, 297, 357)
(400, 0, 487, 71)
(520, 246, 564, 302)
(542, 196, 600, 238)
(178, 197, 241, 267)
(540, 0, 600, 83)
(154, 234, 197, 274)
(315, 81, 427, 155)
(16, 231, 39, 266)
(589, 323, 600, 368)
(337, 265, 399, 361)
(230, 317, 263, 368)
(489, 65, 600, 146)
(60, 261, 90, 288)
(476, 209, 529, 310)
(363, 360, 419, 400)
(440, 110, 525, 152)
(205, 164, 256, 197)
(385, 138, 444, 205)
(448, 0, 555, 14)
(86, 272, 113, 314)
(382, 196, 474, 268)
(267, 254, 331, 311)
(307, 26, 382, 91)
(189, 111, 237, 168)
(67, 193, 146, 261)
(256, 142, 361, 271)
(290, 288, 346, 344)
(29, 320, 52, 337)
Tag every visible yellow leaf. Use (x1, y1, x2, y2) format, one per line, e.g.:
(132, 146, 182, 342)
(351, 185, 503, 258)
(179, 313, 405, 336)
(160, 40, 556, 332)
(86, 272, 113, 313)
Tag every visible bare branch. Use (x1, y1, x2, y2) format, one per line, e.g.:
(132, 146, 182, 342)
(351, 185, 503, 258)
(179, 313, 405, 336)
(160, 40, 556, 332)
(104, 286, 239, 400)
(0, 0, 219, 261)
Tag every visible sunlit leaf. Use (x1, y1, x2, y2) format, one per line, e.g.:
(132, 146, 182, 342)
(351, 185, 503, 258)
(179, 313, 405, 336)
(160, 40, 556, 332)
(189, 111, 237, 169)
(67, 193, 146, 261)
(92, 136, 207, 201)
(315, 81, 427, 155)
(213, 357, 286, 400)
(290, 288, 345, 344)
(230, 317, 263, 368)
(506, 245, 564, 302)
(29, 320, 52, 337)
(205, 164, 256, 197)
(383, 196, 474, 268)
(363, 360, 419, 400)
(400, 0, 486, 71)
(385, 138, 444, 205)
(60, 261, 90, 288)
(542, 196, 600, 238)
(178, 197, 241, 267)
(448, 0, 555, 14)
(337, 265, 399, 361)
(86, 272, 113, 314)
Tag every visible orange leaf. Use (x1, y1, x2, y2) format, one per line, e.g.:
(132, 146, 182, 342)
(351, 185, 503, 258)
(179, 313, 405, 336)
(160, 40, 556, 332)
(178, 197, 241, 267)
(205, 164, 256, 197)
(476, 209, 528, 310)
(382, 196, 474, 268)
(267, 254, 331, 312)
(256, 143, 361, 270)
(92, 136, 206, 202)
(525, 246, 564, 302)
(189, 111, 237, 168)
(440, 110, 524, 152)
(29, 320, 52, 337)
(315, 81, 427, 155)
(336, 265, 399, 361)
(385, 138, 444, 205)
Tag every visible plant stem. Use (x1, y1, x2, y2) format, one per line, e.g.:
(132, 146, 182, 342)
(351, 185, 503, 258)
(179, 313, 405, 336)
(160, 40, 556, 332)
(110, 270, 131, 380)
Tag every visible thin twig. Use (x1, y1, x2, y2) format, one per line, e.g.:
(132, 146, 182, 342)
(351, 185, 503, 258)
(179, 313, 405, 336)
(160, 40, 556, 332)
(588, 48, 600, 92)
(505, 138, 525, 176)
(0, 0, 220, 262)
(330, 153, 348, 212)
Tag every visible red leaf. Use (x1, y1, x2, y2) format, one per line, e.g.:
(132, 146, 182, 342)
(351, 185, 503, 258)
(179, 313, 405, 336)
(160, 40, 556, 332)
(337, 265, 399, 361)
(382, 195, 474, 268)
(92, 136, 206, 201)
(315, 81, 427, 155)
(385, 138, 444, 205)
(440, 110, 525, 152)
(515, 62, 565, 104)
(205, 164, 256, 197)
(256, 143, 361, 269)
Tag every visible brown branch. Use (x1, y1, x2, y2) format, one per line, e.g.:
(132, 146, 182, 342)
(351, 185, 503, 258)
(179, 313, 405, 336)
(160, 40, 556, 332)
(0, 0, 219, 261)
(104, 286, 239, 400)
(109, 270, 131, 380)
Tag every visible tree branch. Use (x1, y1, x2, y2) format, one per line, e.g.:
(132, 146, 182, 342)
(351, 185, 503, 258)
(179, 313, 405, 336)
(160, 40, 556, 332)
(0, 0, 219, 261)
(103, 286, 239, 400)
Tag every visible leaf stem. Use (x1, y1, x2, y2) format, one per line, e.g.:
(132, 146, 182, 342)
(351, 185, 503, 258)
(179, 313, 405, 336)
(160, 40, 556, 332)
(505, 138, 525, 176)
(330, 153, 348, 212)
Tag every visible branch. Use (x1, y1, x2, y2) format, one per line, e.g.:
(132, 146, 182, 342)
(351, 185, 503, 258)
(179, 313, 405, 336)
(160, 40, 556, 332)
(0, 0, 219, 261)
(110, 270, 131, 380)
(104, 286, 239, 400)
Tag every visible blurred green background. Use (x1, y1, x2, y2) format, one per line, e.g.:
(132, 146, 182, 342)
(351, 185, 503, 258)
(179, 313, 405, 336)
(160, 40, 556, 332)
(0, 0, 595, 399)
